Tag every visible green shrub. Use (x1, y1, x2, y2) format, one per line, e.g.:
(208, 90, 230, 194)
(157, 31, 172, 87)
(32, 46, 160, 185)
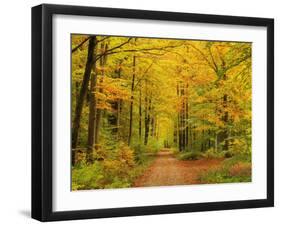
(223, 153, 251, 168)
(199, 167, 251, 184)
(132, 142, 147, 164)
(203, 147, 224, 159)
(104, 177, 130, 189)
(72, 142, 156, 190)
(146, 139, 161, 153)
(229, 138, 249, 155)
(178, 151, 203, 160)
(116, 142, 135, 167)
(93, 145, 108, 161)
(224, 151, 234, 158)
(131, 139, 161, 164)
(198, 154, 252, 184)
(72, 162, 105, 190)
(170, 148, 179, 155)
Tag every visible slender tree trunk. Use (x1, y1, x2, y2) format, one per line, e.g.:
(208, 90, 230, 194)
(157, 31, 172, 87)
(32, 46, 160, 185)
(215, 132, 218, 152)
(208, 130, 211, 149)
(201, 130, 205, 152)
(177, 83, 182, 151)
(156, 120, 160, 140)
(181, 113, 185, 151)
(221, 72, 229, 151)
(174, 120, 178, 145)
(87, 39, 99, 164)
(193, 126, 196, 141)
(150, 116, 154, 137)
(178, 112, 181, 151)
(181, 83, 186, 151)
(153, 116, 157, 137)
(144, 92, 151, 145)
(222, 93, 229, 150)
(138, 82, 142, 142)
(189, 127, 193, 150)
(185, 84, 189, 149)
(128, 55, 136, 146)
(116, 62, 122, 139)
(72, 36, 96, 165)
(95, 43, 108, 144)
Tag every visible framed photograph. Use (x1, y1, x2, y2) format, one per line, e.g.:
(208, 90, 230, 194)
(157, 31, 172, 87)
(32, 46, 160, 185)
(32, 4, 274, 221)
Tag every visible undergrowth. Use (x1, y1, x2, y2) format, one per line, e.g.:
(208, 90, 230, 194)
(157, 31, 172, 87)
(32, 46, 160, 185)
(72, 143, 156, 190)
(198, 154, 251, 184)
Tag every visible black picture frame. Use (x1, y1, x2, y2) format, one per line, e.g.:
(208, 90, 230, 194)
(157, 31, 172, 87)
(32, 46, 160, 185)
(32, 3, 274, 222)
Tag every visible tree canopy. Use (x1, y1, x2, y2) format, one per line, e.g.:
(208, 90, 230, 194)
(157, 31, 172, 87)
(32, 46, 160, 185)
(71, 34, 252, 190)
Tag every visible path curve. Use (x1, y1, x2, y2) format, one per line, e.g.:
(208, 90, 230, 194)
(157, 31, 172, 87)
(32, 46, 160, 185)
(133, 149, 223, 187)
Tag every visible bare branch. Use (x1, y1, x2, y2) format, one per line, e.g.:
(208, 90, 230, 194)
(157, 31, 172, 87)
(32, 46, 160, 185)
(97, 44, 182, 60)
(95, 38, 132, 61)
(187, 43, 217, 72)
(72, 36, 91, 53)
(133, 61, 155, 89)
(97, 36, 110, 44)
(208, 44, 218, 71)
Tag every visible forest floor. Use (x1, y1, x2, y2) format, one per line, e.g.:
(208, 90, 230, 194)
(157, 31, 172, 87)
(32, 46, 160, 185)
(133, 149, 224, 187)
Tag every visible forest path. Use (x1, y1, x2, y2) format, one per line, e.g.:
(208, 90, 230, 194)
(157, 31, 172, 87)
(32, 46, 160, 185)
(133, 149, 223, 187)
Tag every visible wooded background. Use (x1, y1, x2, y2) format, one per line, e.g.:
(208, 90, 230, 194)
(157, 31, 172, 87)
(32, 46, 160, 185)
(71, 34, 252, 189)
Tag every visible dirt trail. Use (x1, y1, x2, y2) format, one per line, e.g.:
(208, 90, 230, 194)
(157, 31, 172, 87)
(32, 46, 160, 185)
(133, 149, 223, 187)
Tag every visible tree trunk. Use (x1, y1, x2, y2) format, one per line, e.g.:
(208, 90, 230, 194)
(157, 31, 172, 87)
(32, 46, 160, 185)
(138, 82, 142, 141)
(193, 126, 196, 141)
(176, 83, 182, 151)
(221, 72, 229, 151)
(87, 39, 99, 164)
(208, 130, 211, 149)
(215, 132, 218, 152)
(72, 36, 96, 165)
(189, 127, 193, 150)
(156, 120, 160, 140)
(150, 116, 154, 137)
(185, 84, 189, 149)
(174, 120, 178, 145)
(201, 130, 205, 152)
(128, 55, 136, 146)
(95, 43, 108, 144)
(153, 116, 157, 137)
(222, 93, 229, 150)
(116, 63, 122, 139)
(144, 95, 151, 145)
(180, 83, 185, 151)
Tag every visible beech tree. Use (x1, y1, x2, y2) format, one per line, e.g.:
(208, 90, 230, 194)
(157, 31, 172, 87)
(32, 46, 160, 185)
(71, 35, 251, 165)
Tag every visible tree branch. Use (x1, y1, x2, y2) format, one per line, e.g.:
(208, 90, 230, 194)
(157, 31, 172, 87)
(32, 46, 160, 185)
(208, 44, 218, 72)
(187, 43, 217, 72)
(133, 61, 155, 90)
(72, 36, 91, 53)
(97, 36, 110, 44)
(95, 38, 132, 61)
(225, 51, 251, 72)
(97, 44, 182, 60)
